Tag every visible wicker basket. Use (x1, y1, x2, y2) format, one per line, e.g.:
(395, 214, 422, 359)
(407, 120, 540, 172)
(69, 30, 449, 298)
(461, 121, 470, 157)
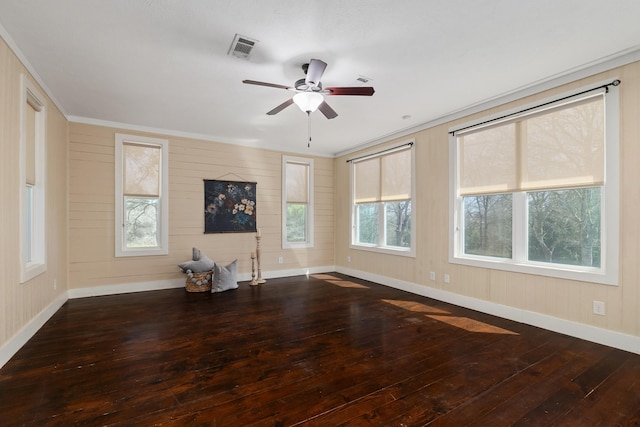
(185, 270, 213, 292)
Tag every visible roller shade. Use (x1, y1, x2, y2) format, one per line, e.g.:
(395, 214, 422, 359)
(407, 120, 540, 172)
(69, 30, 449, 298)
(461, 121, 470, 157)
(286, 162, 309, 203)
(381, 147, 412, 201)
(354, 157, 380, 203)
(354, 146, 411, 203)
(124, 143, 161, 197)
(459, 94, 604, 196)
(25, 101, 37, 185)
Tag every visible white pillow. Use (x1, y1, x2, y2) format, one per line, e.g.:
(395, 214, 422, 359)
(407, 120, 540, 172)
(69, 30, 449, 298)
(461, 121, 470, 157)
(211, 260, 238, 293)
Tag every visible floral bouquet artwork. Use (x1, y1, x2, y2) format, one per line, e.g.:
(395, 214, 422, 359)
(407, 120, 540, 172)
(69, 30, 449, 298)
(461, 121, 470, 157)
(204, 180, 257, 233)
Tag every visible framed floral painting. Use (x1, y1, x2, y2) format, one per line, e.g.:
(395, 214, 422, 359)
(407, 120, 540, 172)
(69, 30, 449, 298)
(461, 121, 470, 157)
(204, 180, 257, 233)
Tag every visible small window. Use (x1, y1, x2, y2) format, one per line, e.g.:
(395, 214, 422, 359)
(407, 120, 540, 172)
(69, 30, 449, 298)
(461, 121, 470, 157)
(450, 84, 619, 285)
(115, 134, 169, 257)
(20, 75, 46, 283)
(282, 156, 313, 248)
(350, 142, 415, 256)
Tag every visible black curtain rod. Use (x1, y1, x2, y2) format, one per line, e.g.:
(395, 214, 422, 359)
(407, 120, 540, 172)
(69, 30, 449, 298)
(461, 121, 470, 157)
(346, 141, 414, 163)
(449, 79, 621, 136)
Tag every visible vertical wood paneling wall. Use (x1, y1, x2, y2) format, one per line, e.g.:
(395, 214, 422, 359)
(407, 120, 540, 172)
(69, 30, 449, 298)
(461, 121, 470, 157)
(68, 123, 335, 289)
(0, 38, 68, 348)
(336, 62, 640, 338)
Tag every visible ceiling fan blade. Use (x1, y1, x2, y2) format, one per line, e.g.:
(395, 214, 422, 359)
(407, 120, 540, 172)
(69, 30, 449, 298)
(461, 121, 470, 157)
(267, 98, 294, 115)
(318, 101, 338, 119)
(243, 80, 292, 90)
(325, 86, 375, 96)
(305, 59, 327, 87)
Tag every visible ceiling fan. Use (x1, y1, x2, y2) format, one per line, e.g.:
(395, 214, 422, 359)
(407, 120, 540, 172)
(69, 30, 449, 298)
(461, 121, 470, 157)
(242, 58, 375, 119)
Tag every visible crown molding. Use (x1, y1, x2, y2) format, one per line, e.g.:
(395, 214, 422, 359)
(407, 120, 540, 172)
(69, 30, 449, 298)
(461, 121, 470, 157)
(335, 46, 640, 158)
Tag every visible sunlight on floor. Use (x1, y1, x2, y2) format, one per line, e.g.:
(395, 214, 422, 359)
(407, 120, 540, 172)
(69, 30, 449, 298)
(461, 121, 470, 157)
(312, 274, 370, 289)
(382, 299, 450, 315)
(314, 276, 517, 335)
(382, 299, 519, 335)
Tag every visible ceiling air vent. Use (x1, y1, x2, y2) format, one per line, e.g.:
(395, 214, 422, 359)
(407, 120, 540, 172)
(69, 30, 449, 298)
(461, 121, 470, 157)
(228, 34, 258, 60)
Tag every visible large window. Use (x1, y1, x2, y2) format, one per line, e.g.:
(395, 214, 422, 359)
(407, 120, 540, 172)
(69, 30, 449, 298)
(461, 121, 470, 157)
(20, 75, 47, 282)
(351, 142, 415, 255)
(450, 84, 619, 285)
(115, 134, 169, 257)
(282, 156, 313, 248)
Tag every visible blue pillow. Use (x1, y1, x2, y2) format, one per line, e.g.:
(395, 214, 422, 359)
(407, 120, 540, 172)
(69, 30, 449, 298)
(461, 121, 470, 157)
(212, 260, 238, 293)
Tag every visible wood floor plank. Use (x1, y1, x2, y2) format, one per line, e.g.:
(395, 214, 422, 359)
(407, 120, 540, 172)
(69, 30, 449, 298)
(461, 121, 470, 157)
(550, 354, 640, 426)
(326, 330, 563, 426)
(425, 335, 588, 426)
(1, 273, 638, 426)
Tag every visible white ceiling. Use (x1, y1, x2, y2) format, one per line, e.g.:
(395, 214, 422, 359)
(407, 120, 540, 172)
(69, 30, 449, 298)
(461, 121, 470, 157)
(2, 0, 640, 157)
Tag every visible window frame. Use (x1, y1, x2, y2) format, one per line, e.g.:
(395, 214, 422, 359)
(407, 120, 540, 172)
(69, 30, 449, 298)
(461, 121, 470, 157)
(282, 155, 314, 249)
(449, 82, 619, 285)
(350, 141, 416, 257)
(19, 75, 47, 283)
(115, 133, 169, 257)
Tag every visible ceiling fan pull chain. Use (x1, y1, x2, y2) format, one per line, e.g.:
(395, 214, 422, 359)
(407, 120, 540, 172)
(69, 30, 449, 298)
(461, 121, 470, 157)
(307, 111, 312, 148)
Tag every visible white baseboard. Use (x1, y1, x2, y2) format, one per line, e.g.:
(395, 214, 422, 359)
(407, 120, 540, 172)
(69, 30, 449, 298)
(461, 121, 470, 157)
(336, 266, 640, 355)
(0, 291, 68, 369)
(67, 279, 185, 299)
(260, 265, 336, 281)
(67, 265, 337, 299)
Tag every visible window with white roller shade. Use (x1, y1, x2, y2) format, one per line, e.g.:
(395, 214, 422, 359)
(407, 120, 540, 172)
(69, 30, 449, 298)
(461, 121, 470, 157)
(283, 156, 313, 248)
(450, 85, 619, 285)
(20, 76, 47, 283)
(351, 142, 414, 255)
(115, 134, 169, 257)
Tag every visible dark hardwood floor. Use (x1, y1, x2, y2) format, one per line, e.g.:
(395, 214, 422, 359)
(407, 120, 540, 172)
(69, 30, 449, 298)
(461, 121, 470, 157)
(1, 273, 639, 426)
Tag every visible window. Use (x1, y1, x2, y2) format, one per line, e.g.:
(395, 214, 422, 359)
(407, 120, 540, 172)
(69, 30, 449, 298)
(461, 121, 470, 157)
(450, 84, 619, 285)
(20, 75, 46, 283)
(282, 156, 313, 248)
(115, 134, 169, 257)
(350, 142, 415, 256)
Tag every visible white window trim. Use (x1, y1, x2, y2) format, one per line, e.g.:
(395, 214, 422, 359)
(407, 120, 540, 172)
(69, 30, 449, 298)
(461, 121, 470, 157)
(115, 133, 169, 257)
(449, 81, 619, 286)
(349, 141, 416, 257)
(20, 75, 47, 283)
(282, 155, 314, 249)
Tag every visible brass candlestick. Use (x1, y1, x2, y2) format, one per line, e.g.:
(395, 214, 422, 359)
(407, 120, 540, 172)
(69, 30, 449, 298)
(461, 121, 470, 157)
(256, 230, 266, 284)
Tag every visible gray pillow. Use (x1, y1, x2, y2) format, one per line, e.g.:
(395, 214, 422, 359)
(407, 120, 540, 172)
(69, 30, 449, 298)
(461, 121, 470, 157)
(178, 254, 215, 273)
(211, 259, 238, 293)
(192, 247, 201, 261)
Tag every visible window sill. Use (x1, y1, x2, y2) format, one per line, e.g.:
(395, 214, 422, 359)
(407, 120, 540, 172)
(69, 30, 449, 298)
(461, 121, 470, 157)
(450, 254, 617, 286)
(21, 262, 46, 283)
(283, 242, 314, 249)
(116, 247, 169, 257)
(351, 244, 415, 258)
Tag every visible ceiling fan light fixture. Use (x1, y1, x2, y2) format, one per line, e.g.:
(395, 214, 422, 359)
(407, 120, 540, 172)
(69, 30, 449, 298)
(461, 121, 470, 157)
(293, 92, 324, 113)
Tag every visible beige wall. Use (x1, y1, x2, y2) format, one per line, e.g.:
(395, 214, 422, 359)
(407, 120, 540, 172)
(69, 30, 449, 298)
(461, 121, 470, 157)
(0, 38, 68, 348)
(68, 123, 334, 289)
(336, 61, 640, 339)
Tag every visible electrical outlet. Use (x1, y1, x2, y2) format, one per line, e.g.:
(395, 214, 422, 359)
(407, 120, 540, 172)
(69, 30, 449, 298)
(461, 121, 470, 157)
(444, 274, 450, 284)
(347, 256, 351, 263)
(429, 271, 436, 281)
(54, 279, 57, 290)
(278, 256, 284, 264)
(593, 300, 605, 316)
